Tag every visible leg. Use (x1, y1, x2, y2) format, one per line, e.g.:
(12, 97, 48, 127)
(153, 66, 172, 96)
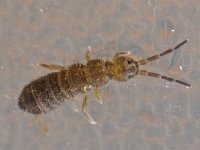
(33, 115, 49, 135)
(137, 70, 191, 87)
(85, 46, 92, 62)
(81, 93, 97, 125)
(42, 118, 49, 135)
(40, 64, 65, 71)
(95, 88, 103, 104)
(138, 40, 188, 65)
(113, 51, 131, 61)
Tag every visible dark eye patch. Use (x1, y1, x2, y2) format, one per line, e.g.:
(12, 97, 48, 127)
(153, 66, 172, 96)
(127, 60, 134, 64)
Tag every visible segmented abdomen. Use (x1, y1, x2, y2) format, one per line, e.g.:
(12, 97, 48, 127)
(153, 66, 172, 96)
(18, 71, 74, 114)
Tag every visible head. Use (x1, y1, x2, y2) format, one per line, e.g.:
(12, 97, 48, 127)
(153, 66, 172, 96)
(106, 40, 191, 87)
(111, 52, 139, 81)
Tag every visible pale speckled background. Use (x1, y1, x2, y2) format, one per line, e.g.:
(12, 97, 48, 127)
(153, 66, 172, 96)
(0, 0, 200, 150)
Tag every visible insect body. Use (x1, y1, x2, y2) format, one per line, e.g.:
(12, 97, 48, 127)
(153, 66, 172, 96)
(18, 40, 191, 124)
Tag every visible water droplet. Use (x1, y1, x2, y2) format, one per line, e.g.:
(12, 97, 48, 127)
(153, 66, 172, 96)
(39, 9, 44, 13)
(179, 65, 183, 71)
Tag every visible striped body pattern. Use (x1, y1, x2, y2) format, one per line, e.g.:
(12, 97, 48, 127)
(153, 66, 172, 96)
(18, 60, 108, 114)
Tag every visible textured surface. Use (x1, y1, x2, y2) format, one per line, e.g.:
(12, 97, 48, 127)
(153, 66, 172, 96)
(0, 0, 199, 150)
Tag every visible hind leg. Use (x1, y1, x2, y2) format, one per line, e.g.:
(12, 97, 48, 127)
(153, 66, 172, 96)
(40, 64, 65, 71)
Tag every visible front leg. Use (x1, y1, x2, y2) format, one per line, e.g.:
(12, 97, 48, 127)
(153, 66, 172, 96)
(113, 51, 131, 61)
(81, 93, 97, 125)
